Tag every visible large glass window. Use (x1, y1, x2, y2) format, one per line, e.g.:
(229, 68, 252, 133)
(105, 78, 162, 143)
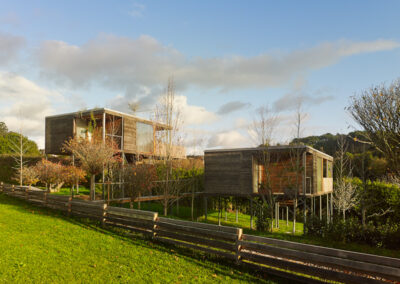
(136, 122, 154, 153)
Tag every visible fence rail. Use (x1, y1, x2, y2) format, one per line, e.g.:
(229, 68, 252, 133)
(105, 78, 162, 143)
(1, 182, 398, 284)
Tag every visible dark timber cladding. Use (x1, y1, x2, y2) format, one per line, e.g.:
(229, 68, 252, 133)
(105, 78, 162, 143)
(45, 108, 170, 156)
(204, 145, 333, 197)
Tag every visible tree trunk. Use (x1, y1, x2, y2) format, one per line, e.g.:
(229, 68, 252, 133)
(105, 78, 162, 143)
(343, 209, 346, 221)
(90, 175, 95, 201)
(163, 198, 168, 216)
(292, 198, 297, 234)
(362, 207, 366, 228)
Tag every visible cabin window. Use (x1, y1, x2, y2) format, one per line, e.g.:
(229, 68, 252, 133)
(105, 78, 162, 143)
(75, 118, 87, 139)
(327, 160, 333, 178)
(323, 159, 327, 178)
(136, 122, 154, 153)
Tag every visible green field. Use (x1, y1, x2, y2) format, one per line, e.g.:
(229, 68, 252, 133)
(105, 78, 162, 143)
(120, 201, 400, 259)
(0, 193, 283, 283)
(46, 188, 400, 259)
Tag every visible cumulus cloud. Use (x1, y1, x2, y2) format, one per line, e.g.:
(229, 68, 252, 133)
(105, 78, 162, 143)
(36, 34, 400, 111)
(217, 101, 251, 115)
(0, 72, 62, 147)
(207, 130, 249, 148)
(0, 32, 25, 65)
(175, 95, 218, 125)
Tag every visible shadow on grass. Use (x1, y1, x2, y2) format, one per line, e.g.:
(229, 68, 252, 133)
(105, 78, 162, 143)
(0, 193, 292, 284)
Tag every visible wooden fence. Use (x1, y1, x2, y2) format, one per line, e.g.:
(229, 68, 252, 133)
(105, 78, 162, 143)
(1, 183, 399, 283)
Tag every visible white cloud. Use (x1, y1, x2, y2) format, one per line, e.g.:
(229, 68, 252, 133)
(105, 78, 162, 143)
(0, 32, 25, 65)
(0, 72, 62, 148)
(128, 3, 146, 18)
(175, 95, 218, 126)
(207, 130, 249, 148)
(217, 101, 251, 115)
(36, 34, 400, 110)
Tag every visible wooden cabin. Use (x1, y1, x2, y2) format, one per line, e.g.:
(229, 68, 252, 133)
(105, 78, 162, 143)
(45, 108, 185, 160)
(204, 145, 333, 198)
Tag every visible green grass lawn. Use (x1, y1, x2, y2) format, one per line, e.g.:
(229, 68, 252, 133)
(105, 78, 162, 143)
(119, 201, 400, 259)
(0, 193, 284, 284)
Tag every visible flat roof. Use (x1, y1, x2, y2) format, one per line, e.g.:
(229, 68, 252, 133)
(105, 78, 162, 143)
(204, 145, 333, 160)
(45, 107, 171, 130)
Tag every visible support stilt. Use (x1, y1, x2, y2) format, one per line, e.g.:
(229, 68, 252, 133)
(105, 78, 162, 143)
(204, 196, 208, 221)
(250, 197, 253, 230)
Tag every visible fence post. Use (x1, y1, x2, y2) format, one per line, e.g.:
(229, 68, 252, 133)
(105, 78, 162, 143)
(12, 185, 15, 192)
(67, 196, 72, 217)
(235, 228, 243, 265)
(152, 212, 159, 240)
(102, 203, 108, 228)
(0, 182, 3, 192)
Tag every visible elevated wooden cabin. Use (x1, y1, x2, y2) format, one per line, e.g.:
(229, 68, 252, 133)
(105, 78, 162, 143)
(45, 108, 185, 160)
(204, 146, 333, 198)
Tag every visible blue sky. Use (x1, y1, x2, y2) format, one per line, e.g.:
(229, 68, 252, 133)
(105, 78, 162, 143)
(0, 0, 400, 153)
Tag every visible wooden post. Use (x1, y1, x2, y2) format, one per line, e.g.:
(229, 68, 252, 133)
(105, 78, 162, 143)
(102, 203, 107, 228)
(326, 194, 329, 224)
(303, 197, 307, 234)
(276, 202, 280, 229)
(176, 196, 179, 216)
(235, 198, 239, 223)
(152, 212, 158, 240)
(204, 196, 207, 221)
(107, 182, 110, 205)
(191, 185, 194, 221)
(319, 195, 322, 221)
(218, 197, 221, 226)
(67, 196, 72, 217)
(138, 192, 141, 210)
(286, 206, 289, 226)
(235, 228, 243, 265)
(330, 192, 333, 221)
(250, 197, 254, 230)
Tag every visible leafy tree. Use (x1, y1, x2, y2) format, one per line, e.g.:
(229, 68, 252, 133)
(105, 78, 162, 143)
(62, 165, 86, 196)
(124, 163, 157, 206)
(14, 165, 39, 187)
(0, 122, 8, 136)
(63, 133, 119, 200)
(348, 79, 400, 175)
(0, 132, 40, 155)
(34, 159, 65, 192)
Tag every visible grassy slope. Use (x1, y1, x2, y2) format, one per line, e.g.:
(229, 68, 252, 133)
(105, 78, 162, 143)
(0, 194, 280, 284)
(121, 201, 400, 259)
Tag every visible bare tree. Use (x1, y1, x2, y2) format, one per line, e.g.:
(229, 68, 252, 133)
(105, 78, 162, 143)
(348, 80, 400, 175)
(333, 179, 357, 221)
(153, 77, 184, 216)
(332, 135, 358, 221)
(9, 124, 29, 187)
(249, 105, 280, 231)
(288, 101, 307, 234)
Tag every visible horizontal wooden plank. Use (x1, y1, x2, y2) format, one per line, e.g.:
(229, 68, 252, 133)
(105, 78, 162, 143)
(46, 195, 71, 201)
(157, 217, 240, 234)
(106, 215, 154, 230)
(70, 200, 106, 208)
(243, 262, 325, 284)
(242, 234, 400, 269)
(155, 229, 236, 252)
(156, 221, 238, 242)
(70, 211, 104, 221)
(239, 251, 382, 284)
(46, 204, 69, 211)
(107, 206, 157, 218)
(104, 221, 152, 235)
(240, 241, 400, 280)
(155, 236, 236, 260)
